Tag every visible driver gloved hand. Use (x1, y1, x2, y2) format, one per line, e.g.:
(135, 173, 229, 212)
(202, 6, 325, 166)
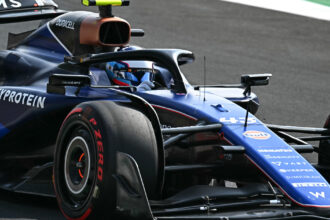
(136, 81, 155, 92)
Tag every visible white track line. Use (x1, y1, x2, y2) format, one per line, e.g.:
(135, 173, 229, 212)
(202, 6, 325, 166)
(221, 0, 330, 21)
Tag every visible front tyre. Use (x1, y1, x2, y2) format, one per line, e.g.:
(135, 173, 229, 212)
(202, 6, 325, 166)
(54, 101, 160, 219)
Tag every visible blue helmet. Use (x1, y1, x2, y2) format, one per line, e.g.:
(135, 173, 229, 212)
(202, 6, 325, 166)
(105, 46, 155, 86)
(105, 61, 139, 86)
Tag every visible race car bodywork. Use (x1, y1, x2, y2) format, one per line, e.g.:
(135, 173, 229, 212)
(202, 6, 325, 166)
(0, 0, 330, 219)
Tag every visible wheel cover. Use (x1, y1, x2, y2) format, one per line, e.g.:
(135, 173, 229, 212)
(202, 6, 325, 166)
(64, 136, 91, 195)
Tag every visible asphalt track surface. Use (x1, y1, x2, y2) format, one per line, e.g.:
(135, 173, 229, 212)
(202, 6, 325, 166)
(0, 0, 329, 219)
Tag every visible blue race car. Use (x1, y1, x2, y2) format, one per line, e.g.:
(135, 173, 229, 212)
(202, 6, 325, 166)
(0, 0, 330, 219)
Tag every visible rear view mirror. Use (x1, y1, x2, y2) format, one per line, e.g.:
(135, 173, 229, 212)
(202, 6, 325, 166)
(241, 73, 272, 87)
(241, 73, 272, 96)
(177, 53, 195, 65)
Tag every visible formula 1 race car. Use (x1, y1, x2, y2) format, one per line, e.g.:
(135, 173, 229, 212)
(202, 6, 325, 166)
(0, 0, 330, 219)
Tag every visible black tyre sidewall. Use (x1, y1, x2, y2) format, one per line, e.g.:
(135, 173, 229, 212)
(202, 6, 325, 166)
(54, 101, 160, 219)
(54, 104, 117, 219)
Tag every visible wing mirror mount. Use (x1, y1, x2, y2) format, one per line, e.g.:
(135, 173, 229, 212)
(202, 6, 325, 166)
(241, 73, 272, 96)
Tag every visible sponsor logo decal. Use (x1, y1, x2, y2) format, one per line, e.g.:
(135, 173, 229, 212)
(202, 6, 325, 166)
(286, 175, 321, 179)
(272, 161, 282, 166)
(292, 182, 328, 187)
(243, 130, 271, 140)
(220, 117, 257, 124)
(0, 89, 46, 109)
(258, 149, 293, 153)
(0, 0, 21, 8)
(279, 169, 313, 173)
(265, 155, 300, 159)
(161, 124, 172, 129)
(272, 161, 308, 166)
(55, 18, 75, 30)
(309, 191, 325, 198)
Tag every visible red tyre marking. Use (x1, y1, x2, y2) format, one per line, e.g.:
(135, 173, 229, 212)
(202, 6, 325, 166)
(56, 108, 94, 220)
(98, 153, 104, 165)
(97, 141, 103, 152)
(60, 207, 92, 220)
(89, 118, 97, 126)
(89, 118, 104, 182)
(94, 129, 102, 140)
(97, 167, 103, 181)
(60, 108, 83, 131)
(64, 108, 83, 123)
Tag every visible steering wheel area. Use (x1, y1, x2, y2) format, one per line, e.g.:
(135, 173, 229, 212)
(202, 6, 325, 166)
(152, 80, 166, 90)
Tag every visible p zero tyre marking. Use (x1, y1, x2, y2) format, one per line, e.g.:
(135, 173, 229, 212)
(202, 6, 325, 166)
(55, 101, 160, 219)
(64, 136, 91, 195)
(89, 117, 104, 182)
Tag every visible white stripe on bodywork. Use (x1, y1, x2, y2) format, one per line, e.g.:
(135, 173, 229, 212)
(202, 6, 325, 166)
(221, 0, 330, 21)
(47, 22, 72, 56)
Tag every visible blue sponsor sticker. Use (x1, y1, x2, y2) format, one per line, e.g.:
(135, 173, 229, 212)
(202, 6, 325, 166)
(243, 130, 271, 140)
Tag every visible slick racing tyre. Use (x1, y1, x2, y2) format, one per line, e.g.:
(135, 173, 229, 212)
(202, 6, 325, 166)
(54, 101, 160, 219)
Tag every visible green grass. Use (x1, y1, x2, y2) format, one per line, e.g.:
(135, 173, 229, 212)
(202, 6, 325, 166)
(306, 0, 330, 7)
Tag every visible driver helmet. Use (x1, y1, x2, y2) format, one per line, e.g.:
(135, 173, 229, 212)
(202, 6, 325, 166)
(105, 46, 157, 86)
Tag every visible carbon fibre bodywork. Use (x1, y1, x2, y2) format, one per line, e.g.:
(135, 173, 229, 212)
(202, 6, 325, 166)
(1, 1, 330, 219)
(0, 10, 255, 196)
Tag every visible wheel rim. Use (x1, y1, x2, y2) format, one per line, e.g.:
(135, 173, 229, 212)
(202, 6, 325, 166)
(64, 136, 91, 195)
